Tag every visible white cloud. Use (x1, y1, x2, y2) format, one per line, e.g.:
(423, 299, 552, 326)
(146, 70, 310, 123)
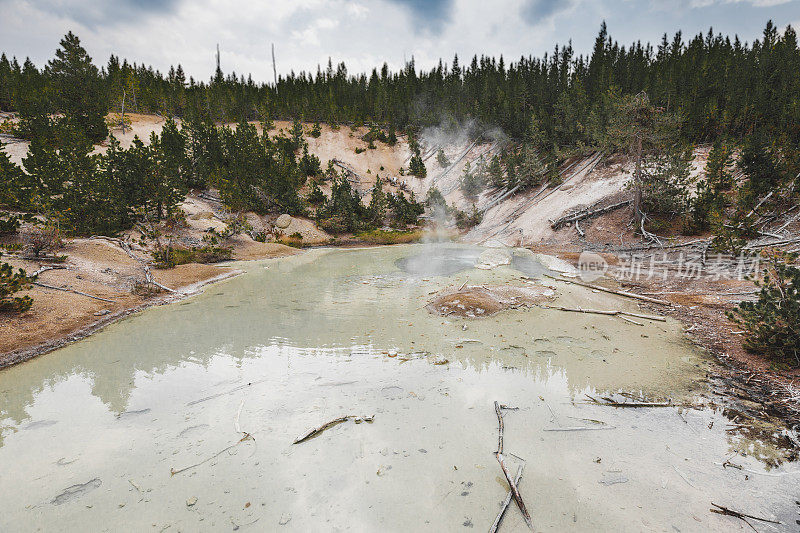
(0, 0, 795, 83)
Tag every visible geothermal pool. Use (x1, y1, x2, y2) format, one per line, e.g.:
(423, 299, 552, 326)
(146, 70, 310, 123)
(1, 244, 798, 531)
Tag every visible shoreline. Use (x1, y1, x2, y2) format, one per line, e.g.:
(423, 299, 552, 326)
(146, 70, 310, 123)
(0, 267, 244, 370)
(3, 240, 798, 429)
(530, 244, 800, 426)
(0, 240, 414, 369)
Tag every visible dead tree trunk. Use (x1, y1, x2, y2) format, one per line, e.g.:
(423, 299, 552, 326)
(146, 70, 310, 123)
(633, 135, 643, 225)
(120, 88, 126, 135)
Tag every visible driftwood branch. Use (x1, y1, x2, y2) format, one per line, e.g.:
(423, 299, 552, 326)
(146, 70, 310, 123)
(710, 502, 780, 531)
(494, 401, 504, 454)
(293, 414, 374, 444)
(489, 464, 524, 533)
(542, 274, 669, 305)
(495, 453, 533, 530)
(575, 219, 585, 238)
(492, 401, 532, 530)
(543, 305, 666, 322)
(586, 395, 671, 408)
(170, 433, 254, 476)
(32, 281, 115, 303)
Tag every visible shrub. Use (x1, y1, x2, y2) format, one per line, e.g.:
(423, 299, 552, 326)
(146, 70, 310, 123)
(317, 216, 349, 234)
(299, 145, 321, 177)
(154, 245, 232, 268)
(21, 221, 62, 259)
(728, 251, 800, 366)
(0, 254, 34, 313)
(387, 191, 424, 226)
(454, 205, 483, 230)
(355, 229, 423, 244)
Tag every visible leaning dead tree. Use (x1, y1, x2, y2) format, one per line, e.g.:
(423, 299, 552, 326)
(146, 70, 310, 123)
(606, 91, 680, 232)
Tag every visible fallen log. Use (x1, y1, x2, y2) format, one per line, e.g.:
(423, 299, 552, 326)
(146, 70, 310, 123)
(614, 238, 712, 253)
(774, 207, 800, 233)
(144, 266, 176, 293)
(31, 265, 67, 277)
(551, 199, 632, 229)
(542, 274, 670, 305)
(480, 153, 600, 242)
(88, 235, 146, 263)
(745, 191, 773, 219)
(618, 315, 643, 326)
(32, 281, 115, 303)
(437, 137, 481, 183)
(330, 159, 368, 185)
(586, 395, 671, 408)
(542, 305, 666, 322)
(745, 235, 800, 250)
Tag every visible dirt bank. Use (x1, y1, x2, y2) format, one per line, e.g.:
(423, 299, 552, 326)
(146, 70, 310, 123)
(0, 237, 298, 368)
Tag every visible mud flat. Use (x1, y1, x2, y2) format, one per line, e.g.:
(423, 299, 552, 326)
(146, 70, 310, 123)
(0, 244, 797, 531)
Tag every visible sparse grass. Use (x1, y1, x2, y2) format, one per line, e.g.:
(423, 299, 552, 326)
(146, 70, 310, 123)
(277, 233, 312, 248)
(355, 229, 423, 245)
(154, 246, 232, 268)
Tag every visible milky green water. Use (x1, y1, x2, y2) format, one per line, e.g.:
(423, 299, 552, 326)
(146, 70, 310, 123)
(1, 244, 798, 532)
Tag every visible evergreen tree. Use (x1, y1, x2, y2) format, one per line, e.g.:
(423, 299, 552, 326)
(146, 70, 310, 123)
(0, 141, 33, 208)
(488, 155, 504, 188)
(367, 176, 387, 226)
(46, 32, 108, 142)
(728, 252, 800, 366)
(691, 139, 734, 231)
(0, 254, 33, 313)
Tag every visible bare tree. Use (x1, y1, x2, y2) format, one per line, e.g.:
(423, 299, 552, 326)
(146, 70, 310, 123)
(607, 92, 680, 226)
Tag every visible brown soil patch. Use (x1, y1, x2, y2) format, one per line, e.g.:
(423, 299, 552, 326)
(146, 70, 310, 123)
(0, 230, 298, 367)
(229, 238, 300, 261)
(427, 285, 555, 318)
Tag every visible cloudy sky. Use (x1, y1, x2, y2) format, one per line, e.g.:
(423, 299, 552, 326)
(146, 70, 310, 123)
(0, 0, 798, 82)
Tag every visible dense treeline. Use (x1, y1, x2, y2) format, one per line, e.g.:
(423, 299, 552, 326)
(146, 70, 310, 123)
(2, 23, 800, 235)
(0, 33, 425, 238)
(0, 111, 422, 236)
(2, 22, 798, 147)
